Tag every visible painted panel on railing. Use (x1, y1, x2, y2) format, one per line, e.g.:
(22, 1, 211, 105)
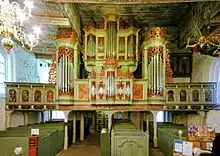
(6, 83, 56, 105)
(166, 83, 217, 104)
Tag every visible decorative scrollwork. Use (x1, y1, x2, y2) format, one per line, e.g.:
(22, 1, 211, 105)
(58, 46, 74, 62)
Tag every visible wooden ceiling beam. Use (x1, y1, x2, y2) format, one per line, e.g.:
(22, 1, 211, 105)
(24, 15, 71, 27)
(45, 0, 218, 4)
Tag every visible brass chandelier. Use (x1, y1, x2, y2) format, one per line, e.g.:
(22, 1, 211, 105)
(0, 0, 41, 53)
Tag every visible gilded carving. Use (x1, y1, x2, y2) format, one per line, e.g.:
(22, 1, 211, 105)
(57, 28, 78, 42)
(145, 27, 167, 41)
(148, 46, 163, 64)
(48, 52, 56, 84)
(58, 46, 74, 61)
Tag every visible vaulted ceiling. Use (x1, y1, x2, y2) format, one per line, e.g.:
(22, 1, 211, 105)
(18, 0, 220, 58)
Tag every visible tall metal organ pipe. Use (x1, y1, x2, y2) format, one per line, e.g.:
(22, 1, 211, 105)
(107, 21, 117, 56)
(144, 27, 168, 96)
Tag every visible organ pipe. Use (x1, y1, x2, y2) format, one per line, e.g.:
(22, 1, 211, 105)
(58, 54, 74, 93)
(156, 54, 159, 93)
(107, 21, 117, 56)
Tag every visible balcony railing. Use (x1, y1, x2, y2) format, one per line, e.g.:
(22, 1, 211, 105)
(5, 82, 56, 109)
(4, 82, 218, 110)
(165, 82, 218, 104)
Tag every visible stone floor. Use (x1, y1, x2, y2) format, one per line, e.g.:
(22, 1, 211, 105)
(56, 133, 101, 156)
(56, 132, 164, 156)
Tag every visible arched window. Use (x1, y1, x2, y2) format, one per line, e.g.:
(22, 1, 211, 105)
(0, 51, 6, 97)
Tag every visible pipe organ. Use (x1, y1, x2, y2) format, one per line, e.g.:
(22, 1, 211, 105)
(142, 27, 171, 98)
(83, 15, 138, 104)
(52, 16, 172, 105)
(55, 28, 79, 102)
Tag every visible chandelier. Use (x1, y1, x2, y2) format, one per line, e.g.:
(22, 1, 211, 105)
(0, 0, 41, 53)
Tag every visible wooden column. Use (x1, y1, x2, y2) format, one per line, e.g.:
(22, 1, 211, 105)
(151, 111, 159, 148)
(92, 112, 96, 132)
(72, 112, 76, 144)
(146, 112, 149, 132)
(63, 111, 70, 150)
(108, 114, 112, 130)
(80, 112, 84, 141)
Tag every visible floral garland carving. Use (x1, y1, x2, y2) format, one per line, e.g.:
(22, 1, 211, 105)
(57, 28, 78, 42)
(165, 49, 173, 83)
(148, 46, 163, 64)
(48, 51, 56, 84)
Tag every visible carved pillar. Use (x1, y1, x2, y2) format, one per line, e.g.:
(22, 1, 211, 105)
(72, 112, 76, 144)
(5, 111, 12, 128)
(146, 112, 149, 132)
(151, 111, 159, 148)
(24, 112, 28, 126)
(80, 112, 84, 141)
(63, 111, 70, 150)
(56, 28, 79, 104)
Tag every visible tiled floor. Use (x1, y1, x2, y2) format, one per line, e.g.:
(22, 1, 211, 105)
(57, 132, 164, 156)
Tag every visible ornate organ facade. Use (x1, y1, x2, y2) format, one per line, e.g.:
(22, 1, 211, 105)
(5, 15, 217, 112)
(55, 15, 172, 106)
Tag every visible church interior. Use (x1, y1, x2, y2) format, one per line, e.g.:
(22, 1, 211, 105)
(0, 0, 220, 156)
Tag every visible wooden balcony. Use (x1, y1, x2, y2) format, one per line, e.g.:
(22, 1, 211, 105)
(5, 82, 56, 110)
(4, 82, 218, 111)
